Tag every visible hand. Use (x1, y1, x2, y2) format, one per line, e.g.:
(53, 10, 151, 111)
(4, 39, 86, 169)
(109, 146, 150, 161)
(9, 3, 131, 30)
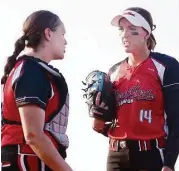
(91, 92, 107, 132)
(161, 166, 173, 171)
(92, 118, 105, 132)
(96, 92, 108, 108)
(92, 92, 108, 115)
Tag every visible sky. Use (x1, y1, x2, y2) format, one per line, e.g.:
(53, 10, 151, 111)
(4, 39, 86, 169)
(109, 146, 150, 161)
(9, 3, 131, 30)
(0, 0, 179, 170)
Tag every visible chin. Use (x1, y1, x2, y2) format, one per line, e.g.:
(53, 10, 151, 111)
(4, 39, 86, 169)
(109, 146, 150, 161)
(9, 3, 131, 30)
(124, 48, 133, 53)
(54, 54, 65, 60)
(124, 46, 137, 54)
(59, 55, 64, 60)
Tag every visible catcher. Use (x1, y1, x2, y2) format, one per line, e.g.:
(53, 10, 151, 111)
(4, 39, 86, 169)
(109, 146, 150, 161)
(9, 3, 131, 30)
(82, 70, 116, 136)
(1, 10, 72, 171)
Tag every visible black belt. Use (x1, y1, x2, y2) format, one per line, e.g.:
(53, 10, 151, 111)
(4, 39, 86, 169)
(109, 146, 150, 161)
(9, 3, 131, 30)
(109, 138, 166, 152)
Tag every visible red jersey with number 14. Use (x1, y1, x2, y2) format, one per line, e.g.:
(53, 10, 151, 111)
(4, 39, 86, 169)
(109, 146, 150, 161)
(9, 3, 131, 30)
(108, 52, 168, 140)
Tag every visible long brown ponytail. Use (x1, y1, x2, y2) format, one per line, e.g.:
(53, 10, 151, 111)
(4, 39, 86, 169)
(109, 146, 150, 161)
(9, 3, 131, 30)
(1, 36, 26, 85)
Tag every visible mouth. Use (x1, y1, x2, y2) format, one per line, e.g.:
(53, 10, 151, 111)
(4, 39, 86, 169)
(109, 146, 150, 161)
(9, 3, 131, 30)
(123, 41, 130, 46)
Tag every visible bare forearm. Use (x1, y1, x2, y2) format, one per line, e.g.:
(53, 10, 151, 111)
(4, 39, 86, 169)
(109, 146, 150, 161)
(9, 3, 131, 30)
(27, 134, 72, 171)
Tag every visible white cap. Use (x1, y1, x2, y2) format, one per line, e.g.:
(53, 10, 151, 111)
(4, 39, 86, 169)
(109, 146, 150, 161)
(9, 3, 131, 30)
(111, 10, 152, 34)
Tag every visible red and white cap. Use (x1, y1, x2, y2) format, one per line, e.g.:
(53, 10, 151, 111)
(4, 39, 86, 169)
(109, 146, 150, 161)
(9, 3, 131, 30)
(111, 10, 152, 34)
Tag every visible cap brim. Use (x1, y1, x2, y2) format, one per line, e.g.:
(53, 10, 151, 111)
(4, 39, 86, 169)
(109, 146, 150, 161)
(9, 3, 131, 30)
(111, 14, 142, 27)
(111, 15, 123, 26)
(111, 10, 152, 34)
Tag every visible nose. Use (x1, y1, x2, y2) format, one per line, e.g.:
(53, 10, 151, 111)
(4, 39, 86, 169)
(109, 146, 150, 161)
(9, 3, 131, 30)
(121, 29, 130, 39)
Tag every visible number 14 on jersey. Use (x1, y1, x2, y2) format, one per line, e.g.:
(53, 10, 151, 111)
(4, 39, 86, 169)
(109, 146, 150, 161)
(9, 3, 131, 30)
(140, 109, 152, 123)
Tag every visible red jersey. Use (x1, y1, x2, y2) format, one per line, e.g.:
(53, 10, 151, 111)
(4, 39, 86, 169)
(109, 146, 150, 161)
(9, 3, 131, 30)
(108, 56, 166, 140)
(107, 52, 179, 168)
(1, 56, 69, 154)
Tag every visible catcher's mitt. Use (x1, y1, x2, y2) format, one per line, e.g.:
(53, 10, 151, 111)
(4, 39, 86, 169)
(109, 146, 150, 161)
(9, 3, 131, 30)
(82, 70, 116, 122)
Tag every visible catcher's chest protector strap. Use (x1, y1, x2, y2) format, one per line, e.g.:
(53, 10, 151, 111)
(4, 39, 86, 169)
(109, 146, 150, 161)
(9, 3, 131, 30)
(38, 62, 70, 148)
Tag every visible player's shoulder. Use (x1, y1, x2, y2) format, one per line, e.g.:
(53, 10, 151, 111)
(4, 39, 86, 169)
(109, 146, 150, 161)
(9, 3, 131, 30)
(16, 55, 47, 74)
(108, 58, 126, 75)
(108, 58, 127, 82)
(150, 52, 179, 67)
(11, 55, 49, 85)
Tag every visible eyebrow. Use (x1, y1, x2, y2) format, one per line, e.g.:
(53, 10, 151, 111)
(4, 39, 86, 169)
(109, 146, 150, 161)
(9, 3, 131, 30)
(118, 25, 137, 29)
(128, 25, 137, 29)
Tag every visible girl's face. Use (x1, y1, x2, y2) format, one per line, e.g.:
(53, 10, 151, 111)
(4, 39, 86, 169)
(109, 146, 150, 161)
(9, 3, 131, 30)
(118, 18, 148, 53)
